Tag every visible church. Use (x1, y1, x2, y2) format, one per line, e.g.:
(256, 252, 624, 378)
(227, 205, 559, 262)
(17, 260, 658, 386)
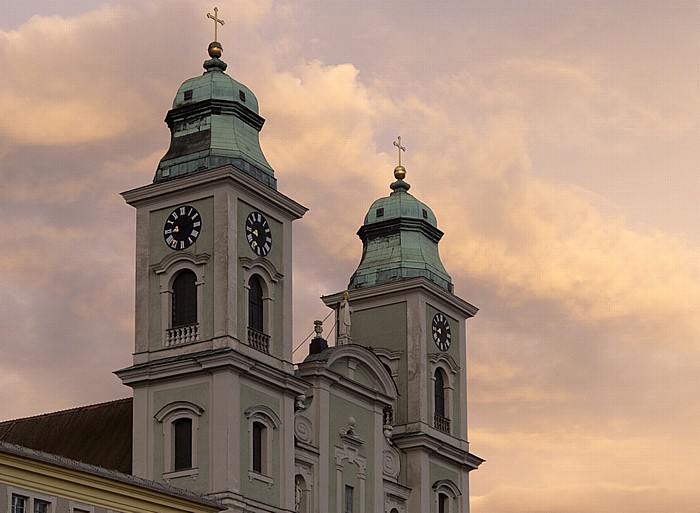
(0, 18, 482, 513)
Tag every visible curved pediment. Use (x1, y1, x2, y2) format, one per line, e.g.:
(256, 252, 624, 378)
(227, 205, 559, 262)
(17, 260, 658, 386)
(324, 345, 399, 400)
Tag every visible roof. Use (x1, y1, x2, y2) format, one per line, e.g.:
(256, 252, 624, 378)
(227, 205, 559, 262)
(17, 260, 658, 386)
(0, 398, 132, 473)
(0, 441, 223, 510)
(154, 45, 276, 187)
(349, 175, 453, 292)
(363, 179, 438, 227)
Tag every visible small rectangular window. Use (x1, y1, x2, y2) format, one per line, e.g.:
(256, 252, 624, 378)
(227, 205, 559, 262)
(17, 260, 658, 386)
(252, 422, 264, 473)
(183, 89, 193, 101)
(344, 485, 354, 513)
(173, 417, 193, 470)
(376, 207, 384, 217)
(438, 493, 449, 513)
(34, 500, 50, 513)
(12, 496, 27, 513)
(239, 90, 246, 102)
(422, 208, 428, 219)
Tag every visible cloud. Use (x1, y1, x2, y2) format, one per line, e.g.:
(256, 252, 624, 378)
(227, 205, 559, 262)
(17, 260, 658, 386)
(2, 2, 700, 512)
(0, 0, 275, 146)
(381, 63, 700, 352)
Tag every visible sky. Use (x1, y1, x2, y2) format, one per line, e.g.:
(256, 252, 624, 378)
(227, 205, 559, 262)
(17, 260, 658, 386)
(1, 1, 699, 511)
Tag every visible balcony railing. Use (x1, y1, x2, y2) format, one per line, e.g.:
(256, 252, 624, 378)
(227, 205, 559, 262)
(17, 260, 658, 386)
(247, 328, 270, 354)
(166, 324, 199, 347)
(434, 413, 451, 434)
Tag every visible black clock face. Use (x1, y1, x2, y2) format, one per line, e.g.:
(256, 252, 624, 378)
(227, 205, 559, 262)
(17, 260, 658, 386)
(163, 205, 201, 250)
(432, 313, 452, 351)
(245, 211, 272, 257)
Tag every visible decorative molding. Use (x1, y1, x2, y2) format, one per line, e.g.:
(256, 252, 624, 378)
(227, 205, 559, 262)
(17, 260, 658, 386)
(154, 401, 204, 422)
(334, 440, 367, 513)
(384, 492, 406, 513)
(428, 352, 461, 373)
(244, 404, 281, 429)
(294, 394, 308, 412)
(294, 415, 313, 445)
(382, 446, 400, 478)
(153, 252, 210, 274)
(339, 417, 364, 447)
(295, 461, 314, 490)
(323, 345, 399, 399)
(432, 478, 462, 497)
(372, 348, 403, 379)
(239, 256, 284, 283)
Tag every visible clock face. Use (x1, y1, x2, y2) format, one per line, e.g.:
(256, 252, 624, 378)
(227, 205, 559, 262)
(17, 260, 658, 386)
(163, 205, 201, 250)
(245, 211, 272, 257)
(432, 313, 452, 351)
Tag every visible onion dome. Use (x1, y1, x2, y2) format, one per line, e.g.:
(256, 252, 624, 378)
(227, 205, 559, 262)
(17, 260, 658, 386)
(154, 42, 276, 188)
(348, 163, 453, 292)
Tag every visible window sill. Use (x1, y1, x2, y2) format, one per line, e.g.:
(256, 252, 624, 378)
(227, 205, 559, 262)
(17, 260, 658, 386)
(163, 467, 199, 480)
(248, 470, 274, 487)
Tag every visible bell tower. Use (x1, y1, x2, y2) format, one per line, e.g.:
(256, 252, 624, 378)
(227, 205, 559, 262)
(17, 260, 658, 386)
(116, 17, 307, 513)
(323, 142, 483, 512)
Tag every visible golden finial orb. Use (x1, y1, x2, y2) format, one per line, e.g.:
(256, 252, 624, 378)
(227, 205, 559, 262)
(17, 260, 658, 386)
(208, 42, 223, 58)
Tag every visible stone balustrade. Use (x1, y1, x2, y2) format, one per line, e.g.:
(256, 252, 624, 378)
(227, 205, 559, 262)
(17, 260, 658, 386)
(434, 413, 450, 434)
(247, 328, 270, 354)
(166, 324, 199, 346)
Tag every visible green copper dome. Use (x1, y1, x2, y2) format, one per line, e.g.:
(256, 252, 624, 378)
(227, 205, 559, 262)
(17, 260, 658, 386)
(349, 173, 453, 292)
(172, 71, 259, 113)
(362, 181, 438, 227)
(154, 45, 276, 188)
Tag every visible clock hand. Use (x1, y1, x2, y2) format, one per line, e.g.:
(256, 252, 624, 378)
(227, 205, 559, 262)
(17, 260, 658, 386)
(173, 226, 180, 233)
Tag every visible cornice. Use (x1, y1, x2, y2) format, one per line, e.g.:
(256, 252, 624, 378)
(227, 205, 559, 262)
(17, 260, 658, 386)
(121, 164, 308, 220)
(391, 431, 484, 470)
(116, 348, 309, 395)
(322, 277, 478, 318)
(165, 98, 265, 132)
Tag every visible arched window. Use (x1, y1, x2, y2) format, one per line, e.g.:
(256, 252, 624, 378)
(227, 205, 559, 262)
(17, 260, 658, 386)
(248, 275, 264, 332)
(173, 418, 193, 470)
(435, 369, 446, 417)
(172, 270, 197, 327)
(154, 401, 204, 478)
(434, 368, 449, 433)
(245, 405, 280, 484)
(433, 479, 461, 513)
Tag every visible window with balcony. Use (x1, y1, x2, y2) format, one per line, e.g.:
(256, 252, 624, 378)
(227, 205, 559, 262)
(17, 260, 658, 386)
(434, 368, 450, 433)
(247, 274, 270, 353)
(172, 270, 197, 327)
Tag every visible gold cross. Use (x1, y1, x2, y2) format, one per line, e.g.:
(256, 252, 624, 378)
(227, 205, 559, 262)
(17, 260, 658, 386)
(207, 7, 225, 41)
(393, 136, 406, 167)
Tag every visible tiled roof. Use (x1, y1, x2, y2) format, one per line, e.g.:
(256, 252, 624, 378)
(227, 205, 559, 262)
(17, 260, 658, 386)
(0, 398, 132, 473)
